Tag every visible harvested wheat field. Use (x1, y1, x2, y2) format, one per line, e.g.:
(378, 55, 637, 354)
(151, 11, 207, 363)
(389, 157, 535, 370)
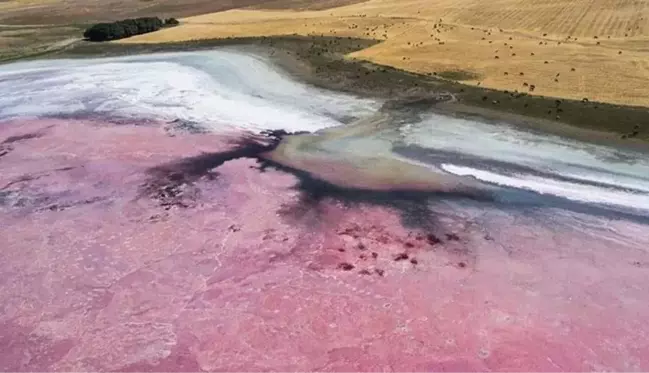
(118, 0, 649, 107)
(0, 0, 363, 24)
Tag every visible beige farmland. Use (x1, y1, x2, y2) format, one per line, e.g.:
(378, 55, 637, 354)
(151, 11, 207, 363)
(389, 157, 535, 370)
(117, 0, 649, 107)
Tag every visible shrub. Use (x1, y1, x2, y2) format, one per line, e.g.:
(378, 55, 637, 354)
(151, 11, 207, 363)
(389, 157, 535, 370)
(83, 17, 165, 42)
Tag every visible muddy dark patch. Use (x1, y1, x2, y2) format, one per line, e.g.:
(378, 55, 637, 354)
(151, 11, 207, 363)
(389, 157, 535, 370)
(47, 113, 161, 126)
(38, 196, 107, 212)
(445, 233, 460, 241)
(2, 132, 43, 144)
(263, 156, 496, 232)
(0, 144, 12, 158)
(394, 252, 409, 261)
(141, 131, 488, 271)
(141, 130, 291, 208)
(426, 233, 442, 245)
(0, 190, 15, 206)
(0, 186, 107, 212)
(1, 168, 75, 191)
(164, 118, 208, 134)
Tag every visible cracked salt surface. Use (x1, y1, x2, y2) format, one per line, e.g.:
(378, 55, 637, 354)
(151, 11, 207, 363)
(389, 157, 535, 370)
(0, 50, 380, 133)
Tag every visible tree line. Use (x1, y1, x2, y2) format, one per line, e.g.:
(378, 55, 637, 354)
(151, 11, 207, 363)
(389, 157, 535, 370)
(83, 17, 179, 42)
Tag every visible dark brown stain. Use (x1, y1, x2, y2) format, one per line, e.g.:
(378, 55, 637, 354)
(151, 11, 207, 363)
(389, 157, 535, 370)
(338, 262, 355, 271)
(394, 253, 409, 261)
(445, 233, 460, 241)
(2, 132, 44, 144)
(427, 233, 442, 245)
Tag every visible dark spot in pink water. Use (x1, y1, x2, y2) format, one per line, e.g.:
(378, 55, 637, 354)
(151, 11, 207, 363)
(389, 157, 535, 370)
(2, 131, 44, 144)
(338, 262, 355, 271)
(0, 144, 13, 158)
(394, 253, 409, 261)
(427, 233, 442, 245)
(446, 233, 460, 241)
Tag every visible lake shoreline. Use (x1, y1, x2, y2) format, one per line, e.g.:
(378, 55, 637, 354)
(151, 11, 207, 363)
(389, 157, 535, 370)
(3, 35, 649, 151)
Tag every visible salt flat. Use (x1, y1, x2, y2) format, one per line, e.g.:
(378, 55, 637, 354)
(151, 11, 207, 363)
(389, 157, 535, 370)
(0, 50, 379, 133)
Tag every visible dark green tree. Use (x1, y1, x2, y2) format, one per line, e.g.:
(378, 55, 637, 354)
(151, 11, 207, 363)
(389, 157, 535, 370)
(83, 17, 166, 42)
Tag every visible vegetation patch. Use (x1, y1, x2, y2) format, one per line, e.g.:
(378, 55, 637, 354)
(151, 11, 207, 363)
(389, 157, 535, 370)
(436, 70, 480, 81)
(83, 17, 178, 42)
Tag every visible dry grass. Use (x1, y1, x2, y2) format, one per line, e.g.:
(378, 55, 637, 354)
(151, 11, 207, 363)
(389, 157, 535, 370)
(116, 0, 649, 107)
(0, 0, 362, 24)
(0, 25, 80, 61)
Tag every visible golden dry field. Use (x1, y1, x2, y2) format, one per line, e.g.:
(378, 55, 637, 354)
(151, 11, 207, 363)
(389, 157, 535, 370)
(117, 0, 649, 107)
(0, 0, 362, 24)
(0, 24, 80, 62)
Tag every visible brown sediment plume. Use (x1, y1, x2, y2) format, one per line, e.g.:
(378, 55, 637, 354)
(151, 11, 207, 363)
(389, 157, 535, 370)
(263, 110, 488, 194)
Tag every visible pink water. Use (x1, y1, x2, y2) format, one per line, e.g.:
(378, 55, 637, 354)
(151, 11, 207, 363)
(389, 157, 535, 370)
(1, 118, 648, 371)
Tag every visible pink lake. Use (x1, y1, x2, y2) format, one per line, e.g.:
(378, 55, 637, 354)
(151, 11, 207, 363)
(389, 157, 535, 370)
(1, 118, 648, 371)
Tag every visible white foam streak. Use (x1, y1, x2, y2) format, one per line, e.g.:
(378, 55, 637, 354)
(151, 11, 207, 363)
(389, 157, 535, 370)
(401, 113, 649, 212)
(401, 113, 649, 182)
(441, 164, 649, 210)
